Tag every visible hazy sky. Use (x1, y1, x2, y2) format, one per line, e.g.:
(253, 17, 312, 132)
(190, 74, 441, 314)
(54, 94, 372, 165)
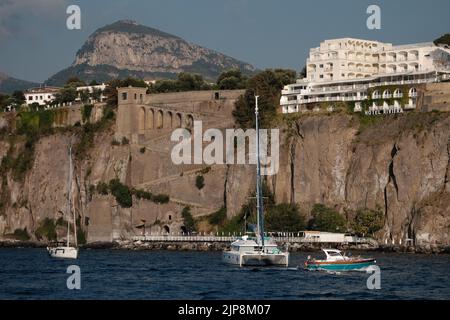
(0, 0, 449, 83)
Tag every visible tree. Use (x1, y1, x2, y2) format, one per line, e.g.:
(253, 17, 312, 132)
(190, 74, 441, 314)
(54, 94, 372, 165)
(89, 80, 99, 86)
(216, 69, 247, 90)
(299, 66, 307, 78)
(232, 69, 296, 129)
(265, 203, 305, 232)
(0, 93, 10, 111)
(55, 87, 77, 104)
(11, 90, 25, 106)
(181, 206, 196, 233)
(434, 34, 450, 46)
(309, 204, 346, 233)
(352, 208, 384, 236)
(195, 175, 205, 190)
(66, 77, 86, 87)
(177, 73, 210, 91)
(91, 88, 102, 102)
(79, 89, 90, 104)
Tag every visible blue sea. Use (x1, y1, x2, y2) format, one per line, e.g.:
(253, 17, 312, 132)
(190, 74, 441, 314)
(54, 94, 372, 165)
(0, 248, 449, 300)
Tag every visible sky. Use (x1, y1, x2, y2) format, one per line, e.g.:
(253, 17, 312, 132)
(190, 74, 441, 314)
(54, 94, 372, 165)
(0, 0, 449, 83)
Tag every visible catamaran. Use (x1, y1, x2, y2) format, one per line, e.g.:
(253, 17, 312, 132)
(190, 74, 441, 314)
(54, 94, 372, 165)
(47, 144, 78, 259)
(222, 96, 289, 267)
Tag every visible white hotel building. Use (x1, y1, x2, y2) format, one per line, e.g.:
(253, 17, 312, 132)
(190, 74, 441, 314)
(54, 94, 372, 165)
(281, 38, 450, 114)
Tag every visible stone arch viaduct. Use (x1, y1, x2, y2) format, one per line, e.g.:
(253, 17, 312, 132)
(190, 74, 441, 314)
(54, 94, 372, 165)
(116, 87, 244, 143)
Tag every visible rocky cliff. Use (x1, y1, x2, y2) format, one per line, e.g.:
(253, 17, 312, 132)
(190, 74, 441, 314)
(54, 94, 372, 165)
(46, 20, 256, 85)
(0, 109, 449, 250)
(273, 113, 450, 249)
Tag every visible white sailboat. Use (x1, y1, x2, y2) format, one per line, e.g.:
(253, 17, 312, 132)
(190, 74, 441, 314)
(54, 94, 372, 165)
(47, 144, 78, 259)
(222, 96, 289, 267)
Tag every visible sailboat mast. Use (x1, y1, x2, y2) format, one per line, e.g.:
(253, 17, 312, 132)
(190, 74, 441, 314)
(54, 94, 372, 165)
(69, 145, 77, 247)
(255, 96, 265, 248)
(66, 145, 71, 247)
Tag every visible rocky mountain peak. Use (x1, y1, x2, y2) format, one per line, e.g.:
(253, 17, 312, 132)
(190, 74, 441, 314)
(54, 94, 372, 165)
(46, 20, 256, 85)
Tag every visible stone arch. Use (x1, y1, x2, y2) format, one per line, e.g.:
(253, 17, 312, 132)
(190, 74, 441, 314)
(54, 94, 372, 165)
(156, 110, 163, 129)
(163, 225, 170, 234)
(382, 89, 391, 99)
(147, 108, 154, 129)
(176, 113, 182, 128)
(185, 114, 194, 128)
(180, 226, 187, 234)
(166, 111, 173, 129)
(138, 107, 146, 134)
(409, 87, 417, 97)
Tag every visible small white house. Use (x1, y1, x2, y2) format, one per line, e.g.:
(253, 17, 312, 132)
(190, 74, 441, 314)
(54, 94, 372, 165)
(76, 83, 107, 103)
(24, 86, 61, 106)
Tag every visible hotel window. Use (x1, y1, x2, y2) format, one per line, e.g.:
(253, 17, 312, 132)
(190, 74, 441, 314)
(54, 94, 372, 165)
(319, 64, 323, 68)
(134, 93, 137, 100)
(320, 75, 324, 79)
(121, 92, 128, 100)
(48, 95, 51, 99)
(40, 96, 43, 100)
(29, 96, 33, 101)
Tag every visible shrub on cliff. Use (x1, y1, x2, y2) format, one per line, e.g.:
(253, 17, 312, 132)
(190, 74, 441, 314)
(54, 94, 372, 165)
(12, 135, 37, 182)
(181, 206, 196, 233)
(108, 179, 132, 208)
(81, 104, 93, 123)
(35, 218, 57, 241)
(11, 228, 30, 241)
(351, 208, 384, 236)
(195, 175, 205, 190)
(309, 204, 346, 233)
(96, 182, 109, 195)
(208, 207, 227, 226)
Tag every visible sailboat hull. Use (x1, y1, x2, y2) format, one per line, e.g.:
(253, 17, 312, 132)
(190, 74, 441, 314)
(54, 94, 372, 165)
(47, 246, 78, 259)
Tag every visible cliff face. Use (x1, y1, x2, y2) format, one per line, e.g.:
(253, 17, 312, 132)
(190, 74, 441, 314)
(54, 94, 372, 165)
(46, 20, 256, 85)
(273, 113, 450, 247)
(0, 111, 449, 249)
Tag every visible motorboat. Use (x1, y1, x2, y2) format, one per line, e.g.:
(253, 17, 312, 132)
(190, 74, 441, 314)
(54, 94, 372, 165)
(304, 249, 376, 271)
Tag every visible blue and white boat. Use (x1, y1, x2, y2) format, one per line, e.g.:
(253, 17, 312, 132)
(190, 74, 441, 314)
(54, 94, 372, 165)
(304, 249, 376, 271)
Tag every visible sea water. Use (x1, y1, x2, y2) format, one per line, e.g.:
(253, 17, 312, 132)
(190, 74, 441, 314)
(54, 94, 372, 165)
(0, 248, 449, 300)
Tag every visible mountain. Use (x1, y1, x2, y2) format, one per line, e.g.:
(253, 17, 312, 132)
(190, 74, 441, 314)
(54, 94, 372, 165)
(46, 20, 257, 86)
(0, 72, 40, 94)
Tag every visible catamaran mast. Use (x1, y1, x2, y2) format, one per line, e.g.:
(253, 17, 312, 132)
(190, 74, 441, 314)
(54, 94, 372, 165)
(255, 96, 265, 248)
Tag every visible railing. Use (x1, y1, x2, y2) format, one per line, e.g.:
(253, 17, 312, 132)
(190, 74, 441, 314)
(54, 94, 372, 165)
(131, 235, 375, 245)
